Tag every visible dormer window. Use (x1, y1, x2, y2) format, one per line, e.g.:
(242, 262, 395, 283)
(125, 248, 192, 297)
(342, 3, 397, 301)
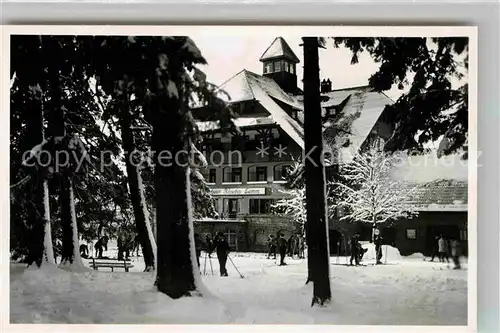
(264, 62, 272, 74)
(274, 61, 282, 71)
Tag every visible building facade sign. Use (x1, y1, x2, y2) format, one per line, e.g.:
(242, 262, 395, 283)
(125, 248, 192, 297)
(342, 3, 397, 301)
(211, 188, 266, 196)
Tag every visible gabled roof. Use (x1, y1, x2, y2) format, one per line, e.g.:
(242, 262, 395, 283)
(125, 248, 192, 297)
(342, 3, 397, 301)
(213, 71, 393, 158)
(212, 69, 304, 149)
(218, 69, 302, 108)
(259, 37, 300, 63)
(297, 86, 393, 163)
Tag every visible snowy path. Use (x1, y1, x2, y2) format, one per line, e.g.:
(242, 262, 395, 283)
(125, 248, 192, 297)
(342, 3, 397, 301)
(10, 251, 467, 325)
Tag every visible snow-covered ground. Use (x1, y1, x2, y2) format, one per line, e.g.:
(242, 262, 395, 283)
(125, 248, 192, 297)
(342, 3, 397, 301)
(10, 244, 468, 325)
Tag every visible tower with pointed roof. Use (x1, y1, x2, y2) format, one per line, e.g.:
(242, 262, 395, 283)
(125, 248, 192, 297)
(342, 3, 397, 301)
(259, 37, 300, 95)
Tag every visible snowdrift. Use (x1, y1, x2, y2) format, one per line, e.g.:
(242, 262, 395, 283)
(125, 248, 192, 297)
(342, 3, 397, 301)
(359, 243, 425, 261)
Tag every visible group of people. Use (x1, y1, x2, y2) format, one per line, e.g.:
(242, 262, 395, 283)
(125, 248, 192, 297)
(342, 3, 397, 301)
(79, 232, 140, 261)
(349, 232, 383, 266)
(267, 233, 305, 265)
(194, 232, 231, 276)
(429, 234, 462, 269)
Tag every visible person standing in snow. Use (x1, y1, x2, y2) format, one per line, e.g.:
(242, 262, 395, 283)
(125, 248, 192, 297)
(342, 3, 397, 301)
(53, 239, 62, 264)
(350, 234, 360, 266)
(267, 234, 277, 259)
(205, 234, 214, 258)
(277, 233, 288, 266)
(287, 235, 295, 257)
(374, 233, 383, 264)
(450, 237, 461, 269)
(95, 236, 108, 259)
(429, 236, 440, 262)
(194, 233, 202, 267)
(215, 232, 230, 276)
(437, 235, 448, 263)
(79, 244, 89, 259)
(298, 235, 305, 259)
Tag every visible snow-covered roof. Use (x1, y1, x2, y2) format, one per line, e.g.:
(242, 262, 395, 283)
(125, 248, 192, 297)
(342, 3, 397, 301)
(390, 153, 468, 183)
(301, 86, 392, 163)
(403, 179, 468, 212)
(213, 69, 304, 148)
(218, 69, 302, 108)
(259, 37, 300, 63)
(205, 71, 391, 159)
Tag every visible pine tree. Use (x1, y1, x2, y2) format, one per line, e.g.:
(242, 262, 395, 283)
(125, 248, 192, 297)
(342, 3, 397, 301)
(332, 37, 469, 155)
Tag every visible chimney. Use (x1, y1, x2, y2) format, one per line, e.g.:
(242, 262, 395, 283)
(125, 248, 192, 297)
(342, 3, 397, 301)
(321, 79, 332, 93)
(326, 79, 332, 92)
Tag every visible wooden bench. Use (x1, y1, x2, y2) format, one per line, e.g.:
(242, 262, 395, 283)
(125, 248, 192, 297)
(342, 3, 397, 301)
(90, 258, 134, 272)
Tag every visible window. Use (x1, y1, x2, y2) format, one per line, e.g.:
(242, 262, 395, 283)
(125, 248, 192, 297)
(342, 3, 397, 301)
(208, 169, 216, 183)
(248, 166, 267, 182)
(290, 65, 295, 74)
(223, 199, 239, 219)
(226, 229, 237, 247)
(284, 62, 290, 72)
(274, 164, 291, 182)
(274, 60, 282, 72)
(264, 62, 272, 74)
(249, 199, 274, 214)
(223, 167, 242, 183)
(406, 228, 417, 240)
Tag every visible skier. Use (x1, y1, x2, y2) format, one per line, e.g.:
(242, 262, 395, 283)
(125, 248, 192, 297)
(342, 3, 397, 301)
(194, 233, 202, 267)
(214, 232, 230, 277)
(277, 233, 288, 266)
(350, 234, 360, 266)
(267, 234, 277, 259)
(374, 232, 383, 264)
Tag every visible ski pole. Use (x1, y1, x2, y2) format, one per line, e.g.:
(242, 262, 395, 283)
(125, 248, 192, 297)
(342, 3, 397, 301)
(203, 252, 207, 275)
(228, 255, 244, 278)
(384, 245, 388, 264)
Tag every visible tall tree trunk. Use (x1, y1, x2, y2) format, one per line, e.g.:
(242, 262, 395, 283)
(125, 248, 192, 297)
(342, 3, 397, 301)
(302, 37, 332, 306)
(46, 56, 82, 267)
(25, 82, 47, 268)
(153, 80, 199, 299)
(42, 180, 55, 264)
(118, 101, 156, 271)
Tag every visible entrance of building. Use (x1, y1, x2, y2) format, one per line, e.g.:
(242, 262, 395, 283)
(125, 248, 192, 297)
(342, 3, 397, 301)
(425, 225, 460, 256)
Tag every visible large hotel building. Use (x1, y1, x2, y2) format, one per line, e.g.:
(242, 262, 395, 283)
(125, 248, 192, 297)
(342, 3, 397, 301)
(191, 37, 468, 256)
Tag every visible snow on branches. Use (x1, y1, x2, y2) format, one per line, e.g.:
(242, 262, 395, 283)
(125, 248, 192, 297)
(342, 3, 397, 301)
(273, 187, 307, 228)
(330, 147, 419, 226)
